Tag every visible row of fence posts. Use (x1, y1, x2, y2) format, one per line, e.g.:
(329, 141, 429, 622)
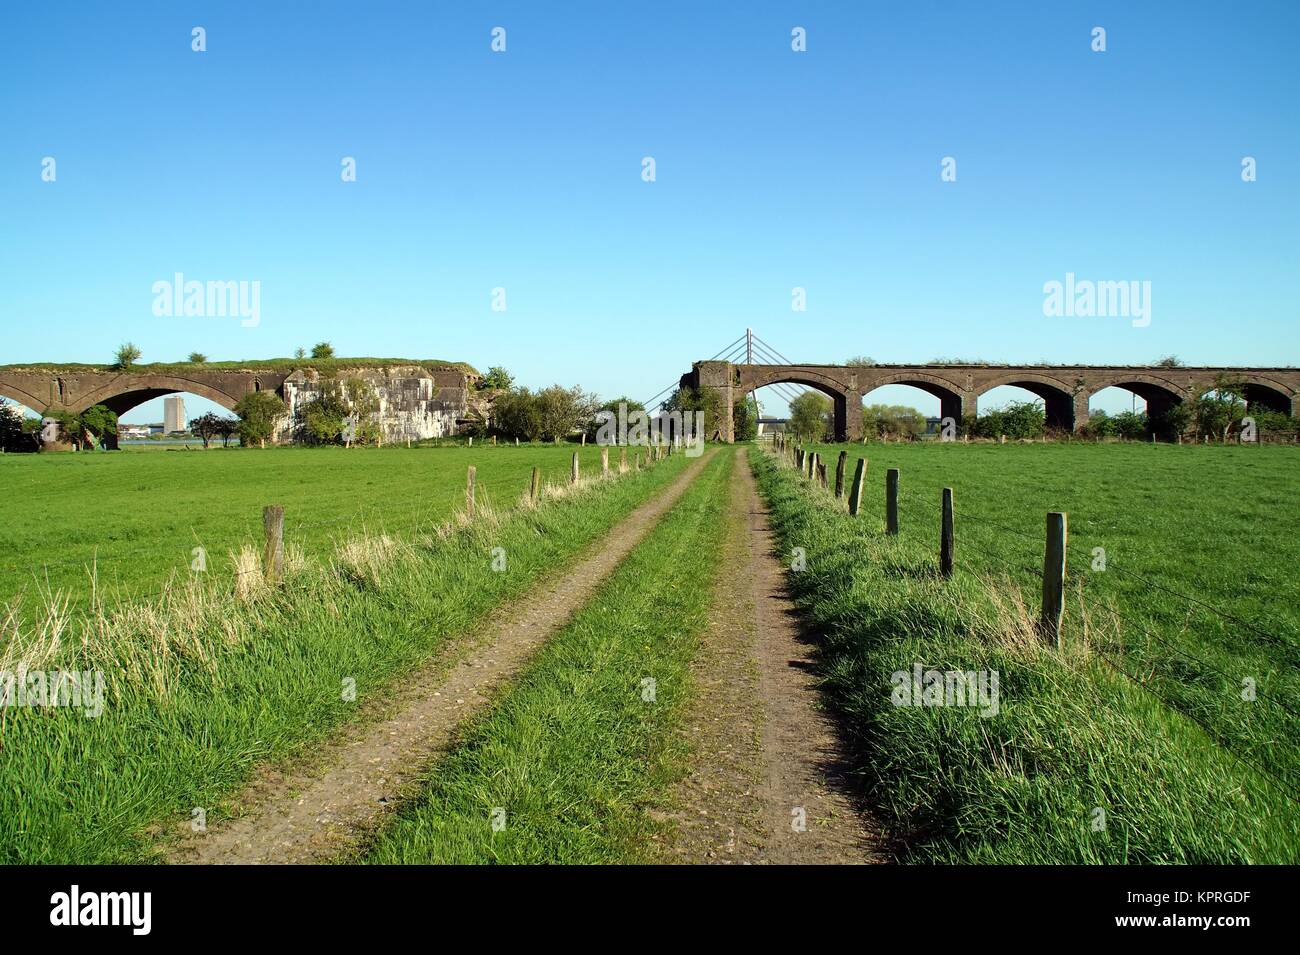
(773, 433, 1068, 647)
(258, 443, 666, 588)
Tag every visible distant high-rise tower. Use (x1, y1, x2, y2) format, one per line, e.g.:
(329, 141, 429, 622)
(164, 395, 187, 433)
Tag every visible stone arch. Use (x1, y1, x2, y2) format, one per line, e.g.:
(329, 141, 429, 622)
(974, 372, 1078, 430)
(1083, 374, 1188, 439)
(858, 370, 969, 426)
(1190, 374, 1295, 416)
(740, 368, 859, 442)
(0, 381, 48, 415)
(69, 375, 243, 417)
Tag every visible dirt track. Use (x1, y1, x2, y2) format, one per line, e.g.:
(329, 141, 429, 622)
(668, 450, 883, 863)
(167, 454, 711, 865)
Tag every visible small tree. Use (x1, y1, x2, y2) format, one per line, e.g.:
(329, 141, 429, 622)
(310, 342, 336, 360)
(788, 392, 832, 442)
(301, 394, 349, 444)
(1153, 355, 1185, 368)
(1190, 377, 1247, 442)
(114, 343, 142, 370)
(733, 393, 760, 442)
(233, 391, 286, 448)
(0, 400, 33, 452)
(79, 405, 119, 448)
(216, 415, 239, 447)
(190, 412, 224, 449)
(294, 347, 306, 360)
(477, 366, 514, 391)
(188, 352, 208, 364)
(492, 387, 544, 441)
(535, 384, 599, 443)
(845, 356, 878, 367)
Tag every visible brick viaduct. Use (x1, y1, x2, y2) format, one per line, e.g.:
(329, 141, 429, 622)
(680, 361, 1300, 442)
(0, 368, 288, 421)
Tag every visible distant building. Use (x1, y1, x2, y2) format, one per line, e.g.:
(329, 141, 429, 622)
(163, 395, 186, 433)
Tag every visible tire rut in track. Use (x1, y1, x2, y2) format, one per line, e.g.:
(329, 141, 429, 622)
(166, 453, 712, 865)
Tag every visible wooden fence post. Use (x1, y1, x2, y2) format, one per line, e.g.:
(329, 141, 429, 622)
(1040, 512, 1068, 647)
(817, 462, 828, 488)
(834, 450, 848, 498)
(601, 446, 609, 477)
(530, 465, 541, 502)
(619, 447, 627, 471)
(571, 452, 580, 483)
(940, 487, 954, 578)
(262, 505, 284, 584)
(636, 450, 642, 470)
(848, 458, 866, 516)
(886, 468, 899, 535)
(466, 465, 477, 518)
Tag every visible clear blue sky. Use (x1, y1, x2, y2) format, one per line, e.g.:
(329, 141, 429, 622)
(2, 1, 1296, 421)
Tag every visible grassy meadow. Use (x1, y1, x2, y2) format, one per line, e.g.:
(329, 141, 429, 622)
(0, 443, 625, 621)
(0, 449, 687, 863)
(762, 442, 1300, 861)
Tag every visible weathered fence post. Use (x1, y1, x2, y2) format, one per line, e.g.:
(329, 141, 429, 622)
(571, 452, 580, 483)
(466, 465, 477, 518)
(601, 447, 610, 477)
(817, 462, 827, 488)
(940, 487, 954, 578)
(636, 450, 643, 470)
(262, 505, 284, 584)
(515, 437, 519, 447)
(619, 447, 627, 471)
(848, 458, 866, 516)
(886, 468, 900, 535)
(834, 450, 847, 498)
(530, 465, 541, 502)
(1040, 512, 1068, 647)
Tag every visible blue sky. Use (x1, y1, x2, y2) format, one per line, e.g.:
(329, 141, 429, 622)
(2, 1, 1296, 421)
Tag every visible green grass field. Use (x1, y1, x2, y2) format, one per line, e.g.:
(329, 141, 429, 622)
(0, 444, 626, 621)
(360, 450, 732, 864)
(762, 442, 1300, 861)
(0, 450, 687, 863)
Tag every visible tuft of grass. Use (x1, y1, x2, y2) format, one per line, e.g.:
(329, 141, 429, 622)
(0, 452, 689, 863)
(750, 446, 1299, 863)
(359, 450, 734, 864)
